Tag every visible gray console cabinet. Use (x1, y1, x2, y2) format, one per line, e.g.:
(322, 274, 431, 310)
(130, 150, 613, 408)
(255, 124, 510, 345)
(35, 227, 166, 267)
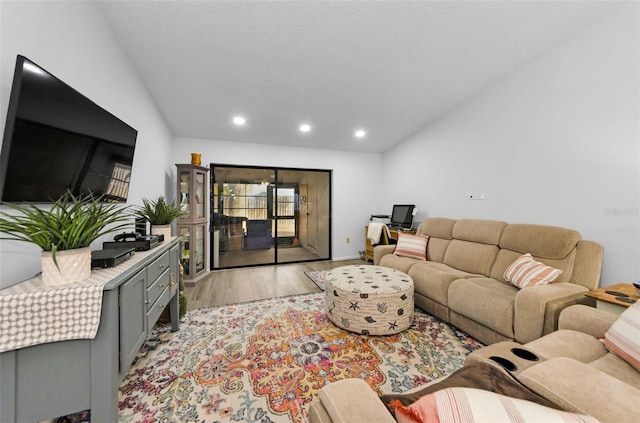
(0, 237, 181, 422)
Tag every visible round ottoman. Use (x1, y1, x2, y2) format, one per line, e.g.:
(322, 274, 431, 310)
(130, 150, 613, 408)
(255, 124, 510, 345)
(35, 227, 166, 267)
(324, 265, 414, 335)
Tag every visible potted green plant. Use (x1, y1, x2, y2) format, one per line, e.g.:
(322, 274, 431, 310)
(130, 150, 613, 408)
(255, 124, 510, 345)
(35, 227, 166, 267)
(0, 190, 131, 286)
(135, 196, 185, 240)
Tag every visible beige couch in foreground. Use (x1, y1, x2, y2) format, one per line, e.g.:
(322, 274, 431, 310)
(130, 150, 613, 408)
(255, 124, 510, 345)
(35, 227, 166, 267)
(309, 305, 640, 423)
(485, 305, 640, 421)
(374, 217, 604, 344)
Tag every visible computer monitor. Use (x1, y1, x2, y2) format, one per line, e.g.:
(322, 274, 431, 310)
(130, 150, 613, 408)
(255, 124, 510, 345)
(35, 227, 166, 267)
(390, 204, 415, 229)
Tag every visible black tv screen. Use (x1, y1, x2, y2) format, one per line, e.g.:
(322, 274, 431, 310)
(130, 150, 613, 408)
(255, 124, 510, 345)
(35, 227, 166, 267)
(0, 55, 137, 203)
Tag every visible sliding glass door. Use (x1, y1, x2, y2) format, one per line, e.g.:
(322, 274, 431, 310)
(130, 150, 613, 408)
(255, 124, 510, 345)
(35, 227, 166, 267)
(211, 165, 331, 269)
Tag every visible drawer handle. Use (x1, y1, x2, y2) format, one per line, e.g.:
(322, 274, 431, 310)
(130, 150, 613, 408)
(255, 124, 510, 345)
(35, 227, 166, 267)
(145, 300, 150, 305)
(158, 263, 166, 269)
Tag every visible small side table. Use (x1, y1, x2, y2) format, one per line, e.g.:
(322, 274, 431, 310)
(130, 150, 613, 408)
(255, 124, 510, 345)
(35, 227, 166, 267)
(585, 283, 639, 315)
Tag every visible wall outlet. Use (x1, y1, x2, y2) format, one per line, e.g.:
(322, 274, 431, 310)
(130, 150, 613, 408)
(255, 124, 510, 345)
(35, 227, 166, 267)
(468, 194, 485, 200)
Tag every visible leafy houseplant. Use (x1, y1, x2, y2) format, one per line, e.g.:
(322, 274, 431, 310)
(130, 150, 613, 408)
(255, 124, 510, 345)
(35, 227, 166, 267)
(135, 196, 185, 239)
(0, 190, 131, 286)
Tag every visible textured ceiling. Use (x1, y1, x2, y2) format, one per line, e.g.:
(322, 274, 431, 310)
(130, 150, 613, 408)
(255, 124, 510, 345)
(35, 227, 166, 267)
(99, 1, 620, 153)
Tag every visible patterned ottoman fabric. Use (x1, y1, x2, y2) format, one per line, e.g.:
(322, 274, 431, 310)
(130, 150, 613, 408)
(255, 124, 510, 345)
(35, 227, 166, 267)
(324, 265, 414, 335)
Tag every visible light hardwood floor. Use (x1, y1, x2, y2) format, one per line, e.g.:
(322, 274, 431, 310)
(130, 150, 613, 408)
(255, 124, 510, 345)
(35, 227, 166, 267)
(183, 259, 367, 309)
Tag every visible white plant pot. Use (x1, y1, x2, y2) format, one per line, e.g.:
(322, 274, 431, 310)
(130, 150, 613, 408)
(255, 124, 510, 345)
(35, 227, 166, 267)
(152, 224, 172, 240)
(41, 247, 92, 287)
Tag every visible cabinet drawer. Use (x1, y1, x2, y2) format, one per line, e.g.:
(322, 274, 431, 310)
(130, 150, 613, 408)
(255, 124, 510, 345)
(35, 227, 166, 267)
(147, 251, 170, 285)
(146, 269, 170, 310)
(147, 285, 170, 329)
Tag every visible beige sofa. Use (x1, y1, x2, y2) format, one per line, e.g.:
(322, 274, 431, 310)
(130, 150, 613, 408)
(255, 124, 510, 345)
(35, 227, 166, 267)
(374, 217, 604, 345)
(309, 305, 640, 423)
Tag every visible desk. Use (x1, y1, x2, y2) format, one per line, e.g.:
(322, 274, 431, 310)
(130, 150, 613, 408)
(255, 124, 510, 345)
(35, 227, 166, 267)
(584, 283, 639, 315)
(364, 226, 415, 261)
(0, 237, 181, 422)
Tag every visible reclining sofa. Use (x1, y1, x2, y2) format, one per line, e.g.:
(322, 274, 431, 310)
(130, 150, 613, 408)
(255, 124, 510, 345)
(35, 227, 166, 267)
(309, 305, 640, 423)
(374, 217, 604, 345)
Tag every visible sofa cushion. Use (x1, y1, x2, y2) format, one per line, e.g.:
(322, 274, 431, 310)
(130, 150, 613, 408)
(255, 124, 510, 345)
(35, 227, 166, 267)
(443, 240, 499, 276)
(379, 253, 420, 274)
(419, 217, 455, 239)
(392, 387, 598, 423)
(525, 329, 609, 363)
(425, 238, 450, 262)
(503, 253, 563, 288)
(451, 219, 507, 245)
(439, 219, 505, 276)
(448, 278, 517, 338)
(419, 217, 455, 262)
(499, 224, 581, 259)
(519, 357, 640, 422)
(409, 262, 481, 307)
(589, 353, 640, 389)
(603, 300, 640, 372)
(393, 233, 429, 261)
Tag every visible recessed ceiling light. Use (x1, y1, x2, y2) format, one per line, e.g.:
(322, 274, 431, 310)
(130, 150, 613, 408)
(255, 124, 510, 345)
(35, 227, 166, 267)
(354, 129, 366, 138)
(299, 123, 312, 133)
(232, 116, 246, 126)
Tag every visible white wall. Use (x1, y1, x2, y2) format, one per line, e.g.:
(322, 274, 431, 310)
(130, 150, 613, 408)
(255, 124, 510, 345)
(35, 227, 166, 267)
(0, 1, 174, 288)
(382, 4, 639, 287)
(174, 138, 382, 261)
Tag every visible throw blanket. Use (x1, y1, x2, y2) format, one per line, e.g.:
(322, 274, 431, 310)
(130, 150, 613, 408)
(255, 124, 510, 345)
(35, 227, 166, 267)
(368, 222, 391, 245)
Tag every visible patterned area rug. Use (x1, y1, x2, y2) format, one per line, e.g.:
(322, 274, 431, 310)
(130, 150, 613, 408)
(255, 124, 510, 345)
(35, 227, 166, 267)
(118, 293, 482, 423)
(304, 270, 328, 291)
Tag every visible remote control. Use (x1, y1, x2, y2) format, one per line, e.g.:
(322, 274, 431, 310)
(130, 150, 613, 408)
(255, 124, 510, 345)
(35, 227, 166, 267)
(605, 290, 628, 297)
(616, 297, 636, 304)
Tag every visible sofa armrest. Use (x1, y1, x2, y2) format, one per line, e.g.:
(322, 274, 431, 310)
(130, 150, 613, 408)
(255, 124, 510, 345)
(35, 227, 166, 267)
(313, 378, 395, 423)
(373, 245, 396, 265)
(519, 357, 640, 422)
(514, 283, 588, 343)
(558, 304, 618, 338)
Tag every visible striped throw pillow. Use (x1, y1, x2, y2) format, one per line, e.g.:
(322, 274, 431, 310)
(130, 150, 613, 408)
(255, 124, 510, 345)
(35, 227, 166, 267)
(393, 234, 430, 261)
(603, 300, 640, 372)
(393, 387, 599, 423)
(503, 253, 562, 288)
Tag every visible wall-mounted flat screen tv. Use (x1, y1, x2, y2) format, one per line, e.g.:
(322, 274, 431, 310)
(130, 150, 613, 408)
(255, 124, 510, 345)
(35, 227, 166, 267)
(0, 55, 137, 203)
